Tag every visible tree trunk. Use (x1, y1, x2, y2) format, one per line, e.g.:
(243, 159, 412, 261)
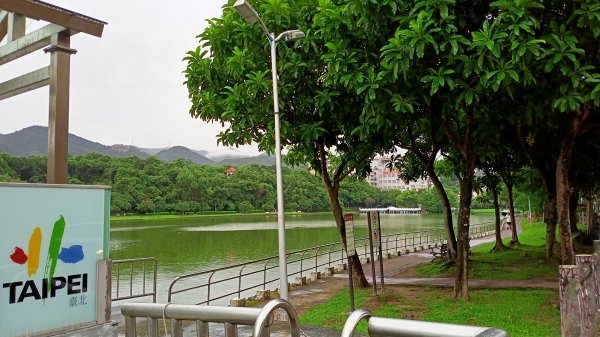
(427, 166, 457, 261)
(491, 187, 508, 252)
(544, 193, 558, 260)
(323, 177, 370, 287)
(454, 164, 474, 300)
(315, 141, 370, 287)
(556, 105, 591, 264)
(569, 189, 579, 233)
(507, 183, 520, 247)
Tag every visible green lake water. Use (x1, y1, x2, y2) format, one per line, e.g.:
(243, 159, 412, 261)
(110, 212, 493, 277)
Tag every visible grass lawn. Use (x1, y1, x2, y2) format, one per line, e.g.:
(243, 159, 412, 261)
(300, 287, 560, 337)
(300, 221, 561, 337)
(416, 221, 558, 280)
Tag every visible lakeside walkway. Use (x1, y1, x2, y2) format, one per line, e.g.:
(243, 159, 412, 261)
(287, 227, 557, 317)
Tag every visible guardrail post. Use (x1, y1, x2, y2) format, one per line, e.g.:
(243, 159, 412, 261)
(171, 319, 183, 337)
(593, 240, 600, 313)
(96, 259, 111, 323)
(196, 321, 209, 337)
(576, 254, 597, 337)
(560, 265, 582, 337)
(148, 318, 159, 337)
(224, 322, 238, 337)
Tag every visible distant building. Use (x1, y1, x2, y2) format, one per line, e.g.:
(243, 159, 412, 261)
(367, 155, 431, 190)
(224, 166, 236, 176)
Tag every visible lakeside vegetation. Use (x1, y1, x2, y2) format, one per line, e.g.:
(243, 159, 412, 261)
(0, 152, 536, 217)
(300, 221, 560, 336)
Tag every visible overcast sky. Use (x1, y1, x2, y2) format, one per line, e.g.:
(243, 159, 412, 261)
(0, 0, 262, 157)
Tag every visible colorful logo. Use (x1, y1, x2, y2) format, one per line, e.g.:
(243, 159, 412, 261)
(4, 215, 88, 305)
(8, 215, 84, 281)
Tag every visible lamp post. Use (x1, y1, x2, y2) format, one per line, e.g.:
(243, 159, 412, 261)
(234, 0, 304, 301)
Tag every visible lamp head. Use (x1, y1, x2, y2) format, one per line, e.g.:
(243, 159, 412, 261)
(234, 0, 260, 24)
(284, 30, 305, 42)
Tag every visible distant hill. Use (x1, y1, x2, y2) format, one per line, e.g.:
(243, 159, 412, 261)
(0, 126, 275, 166)
(216, 153, 275, 166)
(155, 146, 215, 165)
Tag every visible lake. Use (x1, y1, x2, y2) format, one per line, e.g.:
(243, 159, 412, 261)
(109, 212, 493, 303)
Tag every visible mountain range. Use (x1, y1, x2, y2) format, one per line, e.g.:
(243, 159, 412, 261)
(0, 126, 275, 166)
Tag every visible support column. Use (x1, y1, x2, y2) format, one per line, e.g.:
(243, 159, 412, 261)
(45, 32, 75, 184)
(7, 13, 25, 42)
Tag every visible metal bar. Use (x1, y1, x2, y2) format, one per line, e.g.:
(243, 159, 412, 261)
(116, 263, 120, 299)
(147, 318, 159, 337)
(125, 316, 136, 337)
(224, 323, 237, 337)
(368, 316, 509, 337)
(121, 303, 263, 324)
(152, 259, 157, 303)
(253, 299, 299, 337)
(0, 0, 106, 37)
(129, 262, 134, 296)
(0, 66, 50, 101)
(196, 321, 209, 337)
(171, 319, 183, 337)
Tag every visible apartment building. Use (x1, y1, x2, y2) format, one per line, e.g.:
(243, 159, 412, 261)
(367, 155, 431, 190)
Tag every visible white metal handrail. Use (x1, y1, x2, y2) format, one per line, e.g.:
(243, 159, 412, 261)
(342, 308, 509, 337)
(121, 299, 299, 337)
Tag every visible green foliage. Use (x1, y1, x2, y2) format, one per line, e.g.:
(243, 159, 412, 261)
(0, 152, 391, 215)
(395, 187, 458, 212)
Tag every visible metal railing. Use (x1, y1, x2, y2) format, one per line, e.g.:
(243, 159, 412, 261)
(113, 257, 158, 303)
(342, 308, 509, 337)
(121, 299, 299, 337)
(167, 223, 495, 305)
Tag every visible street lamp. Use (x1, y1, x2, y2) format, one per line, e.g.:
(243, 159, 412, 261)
(234, 0, 304, 301)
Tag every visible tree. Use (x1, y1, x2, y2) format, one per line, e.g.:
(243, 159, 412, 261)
(184, 0, 406, 287)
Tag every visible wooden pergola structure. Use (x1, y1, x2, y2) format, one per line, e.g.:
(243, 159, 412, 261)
(0, 0, 106, 183)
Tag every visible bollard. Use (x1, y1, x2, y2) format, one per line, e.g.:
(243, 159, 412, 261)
(255, 289, 270, 301)
(576, 254, 597, 337)
(311, 272, 321, 281)
(230, 298, 246, 307)
(559, 265, 582, 337)
(593, 240, 600, 312)
(387, 253, 392, 259)
(366, 257, 371, 263)
(338, 263, 347, 271)
(296, 276, 307, 285)
(326, 267, 335, 276)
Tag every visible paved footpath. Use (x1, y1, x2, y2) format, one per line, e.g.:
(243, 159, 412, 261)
(288, 227, 557, 315)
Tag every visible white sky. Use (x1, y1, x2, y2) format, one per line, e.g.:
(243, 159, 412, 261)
(0, 0, 261, 157)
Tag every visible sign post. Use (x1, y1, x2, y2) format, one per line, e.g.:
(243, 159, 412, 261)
(343, 213, 355, 311)
(367, 211, 378, 295)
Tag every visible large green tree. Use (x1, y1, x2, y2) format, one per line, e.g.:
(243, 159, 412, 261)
(183, 0, 406, 286)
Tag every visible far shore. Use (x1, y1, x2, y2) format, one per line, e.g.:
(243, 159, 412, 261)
(110, 208, 497, 221)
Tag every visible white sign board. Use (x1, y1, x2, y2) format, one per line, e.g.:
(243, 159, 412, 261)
(369, 211, 381, 248)
(0, 183, 110, 337)
(344, 214, 355, 256)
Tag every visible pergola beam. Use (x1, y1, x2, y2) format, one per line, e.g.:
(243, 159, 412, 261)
(7, 12, 26, 42)
(0, 0, 105, 37)
(0, 11, 8, 41)
(0, 23, 66, 65)
(0, 66, 50, 101)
